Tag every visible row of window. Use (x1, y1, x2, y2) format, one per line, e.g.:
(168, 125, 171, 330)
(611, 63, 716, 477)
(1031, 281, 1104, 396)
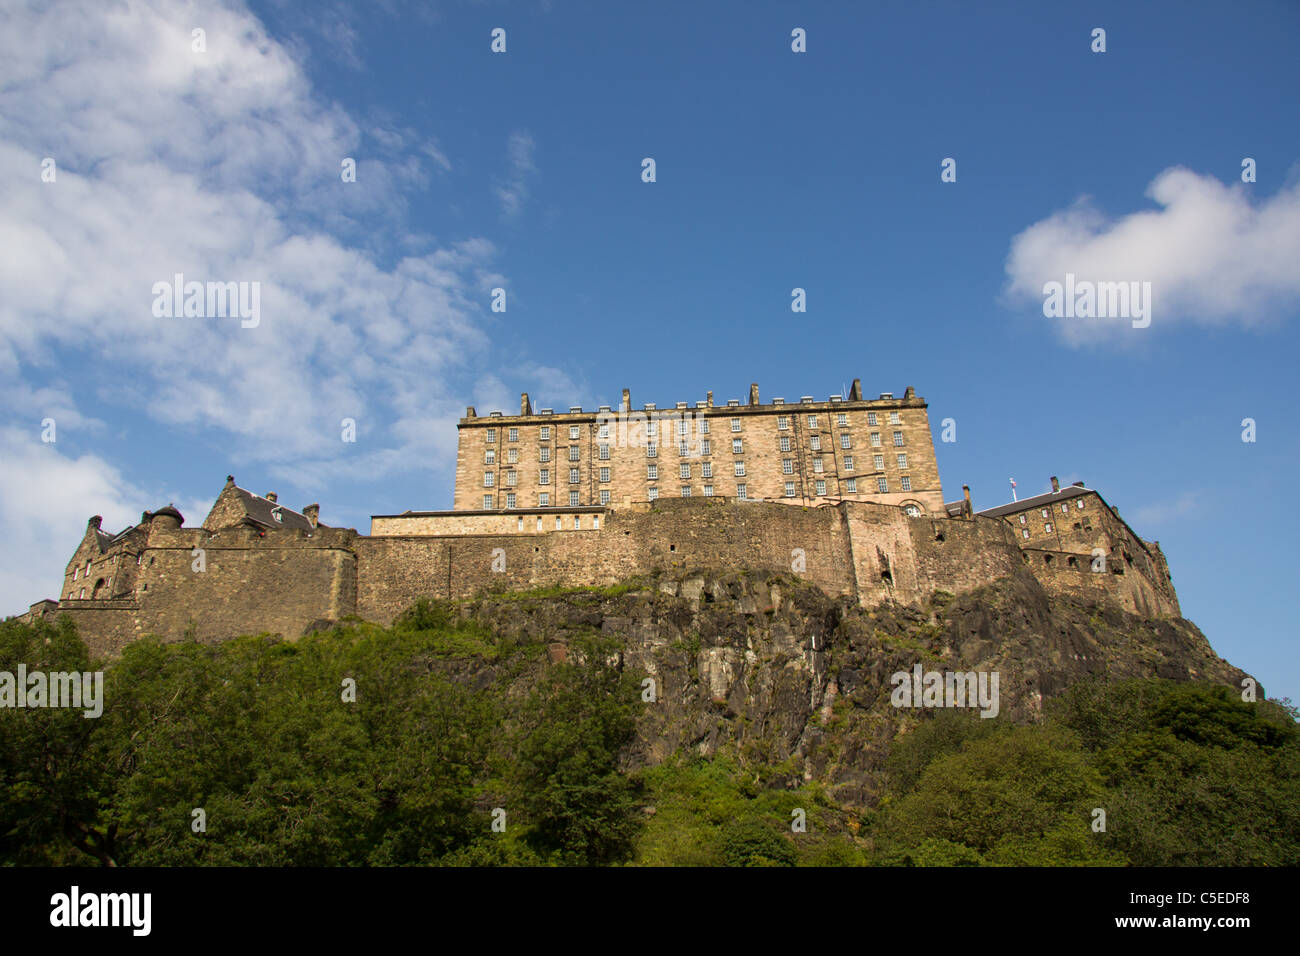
(483, 411, 907, 444)
(482, 472, 913, 508)
(485, 453, 913, 486)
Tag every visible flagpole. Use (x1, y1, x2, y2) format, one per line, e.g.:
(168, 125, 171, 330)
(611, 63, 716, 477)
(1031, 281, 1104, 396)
(1009, 478, 1017, 502)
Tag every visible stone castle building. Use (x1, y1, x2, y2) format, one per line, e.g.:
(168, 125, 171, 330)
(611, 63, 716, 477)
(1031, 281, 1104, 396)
(13, 378, 1182, 658)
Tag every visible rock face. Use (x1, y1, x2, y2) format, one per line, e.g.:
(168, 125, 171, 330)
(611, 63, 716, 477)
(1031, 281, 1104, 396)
(460, 568, 1250, 807)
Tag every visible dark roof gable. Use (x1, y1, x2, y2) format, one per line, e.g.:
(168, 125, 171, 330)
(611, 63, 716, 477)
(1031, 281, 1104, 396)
(976, 485, 1091, 519)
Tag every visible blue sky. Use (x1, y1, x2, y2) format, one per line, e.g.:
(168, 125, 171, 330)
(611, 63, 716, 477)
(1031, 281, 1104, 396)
(2, 0, 1297, 702)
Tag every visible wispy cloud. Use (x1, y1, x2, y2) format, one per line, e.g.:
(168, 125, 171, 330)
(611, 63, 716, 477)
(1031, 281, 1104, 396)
(1131, 490, 1203, 529)
(495, 130, 537, 218)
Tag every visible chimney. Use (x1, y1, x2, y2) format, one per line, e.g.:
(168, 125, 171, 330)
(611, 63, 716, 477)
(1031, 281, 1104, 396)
(1050, 476, 1060, 493)
(266, 492, 278, 503)
(140, 511, 152, 525)
(521, 392, 532, 416)
(465, 406, 476, 418)
(1072, 480, 1085, 487)
(88, 515, 103, 529)
(749, 383, 760, 406)
(706, 390, 714, 408)
(903, 386, 915, 399)
(303, 504, 320, 528)
(849, 379, 863, 401)
(962, 484, 972, 518)
(621, 388, 630, 413)
(225, 475, 236, 486)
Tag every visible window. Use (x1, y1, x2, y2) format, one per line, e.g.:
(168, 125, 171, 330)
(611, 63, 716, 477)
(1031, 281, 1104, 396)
(840, 434, 851, 449)
(1019, 514, 1027, 525)
(1061, 503, 1069, 514)
(678, 441, 688, 456)
(681, 486, 691, 497)
(734, 461, 746, 477)
(810, 435, 821, 451)
(648, 487, 659, 501)
(877, 477, 888, 493)
(676, 419, 688, 436)
(837, 413, 848, 426)
(540, 469, 550, 485)
(868, 412, 878, 426)
(900, 476, 912, 491)
(569, 468, 580, 484)
(680, 463, 690, 479)
(483, 494, 494, 508)
(569, 425, 580, 440)
(1022, 528, 1030, 539)
(778, 415, 789, 430)
(897, 453, 907, 469)
(517, 517, 524, 531)
(873, 454, 884, 470)
(701, 439, 711, 456)
(889, 411, 901, 425)
(600, 490, 610, 505)
(736, 484, 747, 499)
(904, 504, 921, 517)
(486, 449, 496, 464)
(702, 462, 713, 478)
(647, 464, 658, 480)
(540, 425, 550, 441)
(703, 485, 714, 497)
(845, 478, 857, 492)
(506, 471, 517, 486)
(507, 448, 518, 464)
(593, 516, 600, 528)
(815, 480, 826, 496)
(539, 493, 549, 507)
(539, 447, 550, 463)
(779, 436, 791, 452)
(487, 428, 497, 442)
(732, 438, 743, 454)
(1041, 508, 1049, 518)
(600, 467, 610, 483)
(575, 515, 581, 529)
(508, 427, 518, 442)
(483, 472, 495, 487)
(1044, 522, 1053, 533)
(871, 432, 881, 447)
(599, 444, 610, 460)
(892, 431, 904, 446)
(730, 417, 741, 432)
(647, 442, 658, 458)
(570, 491, 580, 507)
(813, 458, 824, 473)
(506, 492, 516, 509)
(598, 423, 608, 438)
(568, 446, 580, 461)
(784, 482, 796, 497)
(700, 419, 710, 434)
(556, 516, 563, 529)
(648, 419, 659, 437)
(782, 459, 794, 474)
(807, 415, 818, 428)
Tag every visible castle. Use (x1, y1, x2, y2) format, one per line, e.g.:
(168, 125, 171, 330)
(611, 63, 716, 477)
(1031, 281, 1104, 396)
(15, 379, 1181, 658)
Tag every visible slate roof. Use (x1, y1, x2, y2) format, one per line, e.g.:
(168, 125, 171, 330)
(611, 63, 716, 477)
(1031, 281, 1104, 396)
(232, 487, 315, 532)
(976, 485, 1091, 519)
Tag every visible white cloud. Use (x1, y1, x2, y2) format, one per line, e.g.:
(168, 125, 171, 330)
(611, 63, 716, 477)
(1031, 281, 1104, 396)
(495, 130, 537, 218)
(1004, 167, 1300, 344)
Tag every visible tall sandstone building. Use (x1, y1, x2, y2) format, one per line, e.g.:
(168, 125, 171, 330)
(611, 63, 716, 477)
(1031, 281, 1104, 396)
(454, 379, 945, 516)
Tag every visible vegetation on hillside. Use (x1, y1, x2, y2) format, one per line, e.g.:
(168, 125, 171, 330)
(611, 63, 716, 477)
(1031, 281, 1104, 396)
(1, 606, 1295, 867)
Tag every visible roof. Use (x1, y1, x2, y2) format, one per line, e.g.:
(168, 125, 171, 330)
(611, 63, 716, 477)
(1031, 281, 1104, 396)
(232, 488, 315, 532)
(976, 485, 1092, 519)
(943, 501, 967, 517)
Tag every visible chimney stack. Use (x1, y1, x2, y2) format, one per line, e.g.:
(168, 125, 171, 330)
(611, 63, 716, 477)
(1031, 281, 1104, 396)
(465, 406, 476, 418)
(621, 388, 630, 413)
(849, 379, 863, 401)
(303, 504, 320, 528)
(706, 390, 714, 408)
(749, 383, 760, 406)
(521, 392, 532, 416)
(88, 515, 103, 529)
(266, 492, 278, 503)
(962, 484, 972, 518)
(1050, 476, 1060, 493)
(903, 386, 915, 399)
